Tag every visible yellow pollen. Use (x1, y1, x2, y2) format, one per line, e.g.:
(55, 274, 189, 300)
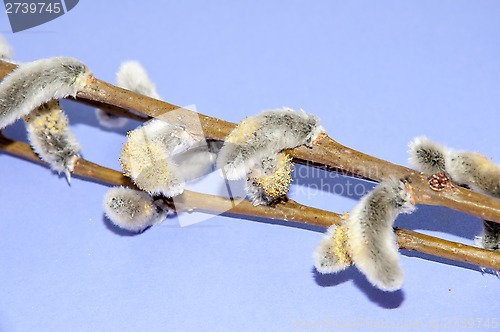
(226, 117, 259, 144)
(332, 224, 352, 267)
(250, 154, 293, 199)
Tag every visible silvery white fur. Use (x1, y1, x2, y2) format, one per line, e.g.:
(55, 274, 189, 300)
(121, 119, 215, 197)
(217, 107, 324, 180)
(314, 179, 415, 291)
(95, 60, 158, 128)
(0, 57, 90, 129)
(25, 100, 81, 182)
(103, 186, 167, 232)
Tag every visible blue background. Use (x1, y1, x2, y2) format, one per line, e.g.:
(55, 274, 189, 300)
(0, 1, 499, 331)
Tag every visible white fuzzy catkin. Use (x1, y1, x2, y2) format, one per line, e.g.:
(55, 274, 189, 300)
(314, 179, 415, 291)
(445, 151, 500, 196)
(408, 136, 447, 174)
(95, 61, 158, 128)
(0, 35, 12, 60)
(116, 61, 161, 99)
(0, 57, 90, 129)
(217, 107, 325, 180)
(24, 100, 81, 180)
(120, 119, 214, 197)
(103, 187, 166, 232)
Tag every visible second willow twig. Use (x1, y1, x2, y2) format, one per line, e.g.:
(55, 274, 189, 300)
(1, 133, 498, 269)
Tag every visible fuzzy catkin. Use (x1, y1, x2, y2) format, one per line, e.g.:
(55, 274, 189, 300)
(445, 151, 500, 197)
(408, 136, 447, 174)
(95, 61, 158, 128)
(120, 119, 214, 197)
(245, 153, 293, 206)
(314, 179, 415, 291)
(24, 100, 81, 177)
(0, 57, 90, 129)
(480, 220, 500, 251)
(217, 107, 325, 180)
(313, 223, 352, 273)
(103, 187, 166, 232)
(116, 61, 161, 99)
(0, 35, 12, 60)
(347, 179, 414, 291)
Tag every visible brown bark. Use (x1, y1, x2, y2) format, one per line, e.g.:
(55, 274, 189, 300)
(75, 74, 500, 223)
(1, 133, 498, 270)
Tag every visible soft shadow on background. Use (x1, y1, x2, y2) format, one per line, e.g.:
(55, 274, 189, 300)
(313, 268, 405, 309)
(293, 163, 375, 201)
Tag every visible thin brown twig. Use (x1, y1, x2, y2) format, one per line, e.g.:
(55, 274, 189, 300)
(1, 133, 498, 270)
(74, 98, 149, 122)
(0, 61, 16, 78)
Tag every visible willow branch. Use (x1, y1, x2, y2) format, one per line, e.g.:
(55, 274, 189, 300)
(1, 133, 498, 270)
(78, 75, 500, 223)
(1, 60, 498, 223)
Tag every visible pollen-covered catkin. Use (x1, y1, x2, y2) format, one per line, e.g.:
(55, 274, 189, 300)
(120, 119, 214, 197)
(217, 107, 325, 180)
(24, 100, 81, 180)
(0, 57, 90, 129)
(245, 153, 293, 206)
(314, 179, 415, 291)
(313, 222, 352, 273)
(103, 186, 166, 232)
(121, 120, 187, 197)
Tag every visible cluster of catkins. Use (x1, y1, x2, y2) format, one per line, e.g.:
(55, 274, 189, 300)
(117, 106, 326, 229)
(0, 36, 498, 292)
(0, 45, 88, 182)
(0, 37, 326, 230)
(409, 137, 500, 252)
(313, 137, 500, 292)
